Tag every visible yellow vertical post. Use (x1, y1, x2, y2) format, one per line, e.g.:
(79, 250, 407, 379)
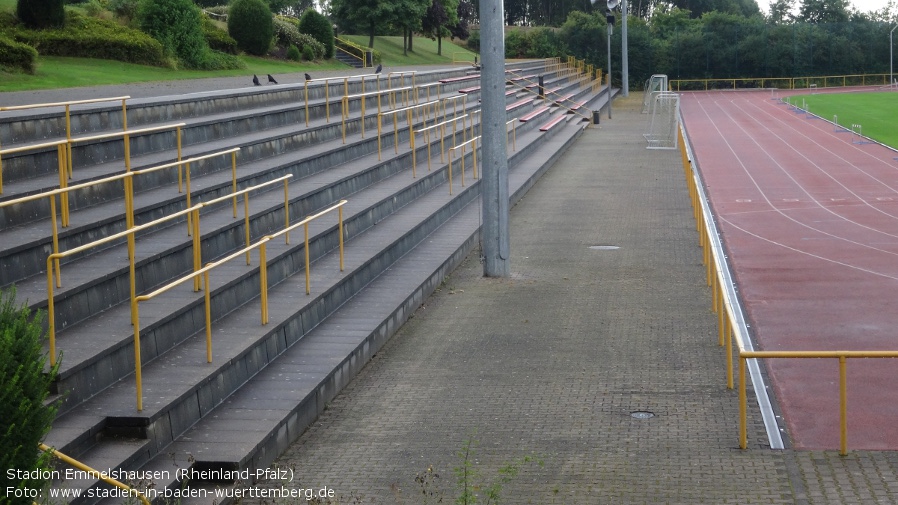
(185, 163, 193, 236)
(231, 151, 238, 218)
(50, 195, 61, 286)
(725, 317, 733, 390)
(204, 271, 212, 363)
(244, 194, 251, 265)
(124, 133, 131, 172)
(304, 82, 310, 126)
(284, 179, 290, 244)
(46, 257, 57, 366)
(57, 145, 69, 227)
(133, 301, 143, 411)
(260, 241, 269, 324)
(338, 206, 344, 271)
(377, 115, 382, 161)
(65, 105, 73, 179)
(121, 99, 128, 132)
(192, 209, 201, 292)
(739, 357, 747, 449)
(304, 222, 311, 295)
(128, 229, 136, 315)
(839, 355, 848, 455)
(473, 138, 478, 180)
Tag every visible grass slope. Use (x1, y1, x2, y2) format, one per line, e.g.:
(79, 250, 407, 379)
(342, 35, 477, 66)
(790, 92, 898, 149)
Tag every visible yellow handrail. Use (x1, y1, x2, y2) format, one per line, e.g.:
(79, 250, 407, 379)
(304, 73, 382, 126)
(444, 118, 516, 194)
(678, 123, 898, 456)
(412, 113, 471, 176)
(334, 37, 370, 68)
(669, 74, 892, 91)
(340, 85, 414, 142)
(377, 100, 441, 161)
(38, 443, 151, 505)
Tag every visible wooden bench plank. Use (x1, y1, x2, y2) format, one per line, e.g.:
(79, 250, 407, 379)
(539, 114, 567, 131)
(519, 106, 550, 122)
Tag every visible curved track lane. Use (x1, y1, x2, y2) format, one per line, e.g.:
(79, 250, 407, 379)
(681, 88, 898, 450)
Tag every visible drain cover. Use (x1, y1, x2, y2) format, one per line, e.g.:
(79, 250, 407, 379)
(589, 245, 619, 250)
(630, 411, 654, 419)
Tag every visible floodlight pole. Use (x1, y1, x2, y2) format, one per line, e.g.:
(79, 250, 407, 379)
(889, 25, 898, 89)
(621, 0, 629, 97)
(606, 12, 613, 119)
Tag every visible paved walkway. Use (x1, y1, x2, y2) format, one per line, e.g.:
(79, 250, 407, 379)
(240, 95, 898, 504)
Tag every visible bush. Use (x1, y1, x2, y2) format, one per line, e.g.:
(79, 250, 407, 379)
(0, 287, 59, 505)
(297, 8, 332, 58)
(466, 29, 479, 51)
(16, 0, 66, 29)
(228, 0, 273, 56)
(10, 11, 168, 66)
(0, 35, 38, 73)
(301, 44, 313, 60)
(202, 15, 237, 54)
(108, 0, 140, 20)
(286, 43, 300, 60)
(272, 15, 324, 59)
(138, 0, 208, 67)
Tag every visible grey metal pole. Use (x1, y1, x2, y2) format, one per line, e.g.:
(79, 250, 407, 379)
(622, 0, 629, 97)
(607, 17, 612, 119)
(889, 25, 898, 89)
(479, 0, 510, 277)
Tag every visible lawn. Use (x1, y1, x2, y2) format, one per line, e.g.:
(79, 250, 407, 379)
(342, 35, 477, 66)
(788, 92, 898, 149)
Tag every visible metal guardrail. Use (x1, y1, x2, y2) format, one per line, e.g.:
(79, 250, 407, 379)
(670, 74, 893, 91)
(38, 443, 151, 505)
(678, 119, 898, 455)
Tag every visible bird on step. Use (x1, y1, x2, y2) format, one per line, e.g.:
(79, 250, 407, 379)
(267, 74, 278, 84)
(252, 74, 261, 86)
(375, 64, 382, 74)
(305, 73, 312, 81)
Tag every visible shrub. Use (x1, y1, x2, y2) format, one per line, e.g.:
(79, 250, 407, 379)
(286, 43, 299, 60)
(108, 0, 140, 20)
(301, 44, 313, 60)
(0, 35, 38, 73)
(10, 11, 168, 66)
(228, 0, 273, 56)
(297, 8, 333, 58)
(0, 287, 59, 505)
(16, 0, 66, 29)
(272, 16, 323, 58)
(202, 15, 237, 54)
(138, 0, 208, 67)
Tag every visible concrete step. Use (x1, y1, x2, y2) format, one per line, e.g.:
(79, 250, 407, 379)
(48, 117, 583, 503)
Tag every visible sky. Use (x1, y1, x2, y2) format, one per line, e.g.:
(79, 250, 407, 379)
(759, 0, 895, 14)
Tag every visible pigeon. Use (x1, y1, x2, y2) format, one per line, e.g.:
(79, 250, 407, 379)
(375, 64, 382, 74)
(304, 73, 312, 81)
(267, 74, 278, 84)
(252, 74, 261, 86)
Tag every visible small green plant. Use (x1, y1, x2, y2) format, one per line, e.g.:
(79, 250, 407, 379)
(301, 44, 313, 61)
(286, 43, 300, 61)
(0, 287, 60, 505)
(453, 435, 541, 505)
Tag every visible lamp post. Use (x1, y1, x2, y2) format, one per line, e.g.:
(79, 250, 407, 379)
(889, 25, 898, 89)
(606, 10, 614, 119)
(621, 0, 628, 97)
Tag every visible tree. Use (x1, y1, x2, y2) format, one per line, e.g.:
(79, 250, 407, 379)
(298, 8, 335, 58)
(0, 287, 59, 505)
(768, 0, 795, 23)
(421, 0, 458, 55)
(16, 0, 65, 29)
(228, 0, 274, 55)
(331, 0, 394, 47)
(798, 0, 850, 23)
(138, 0, 209, 67)
(448, 0, 475, 40)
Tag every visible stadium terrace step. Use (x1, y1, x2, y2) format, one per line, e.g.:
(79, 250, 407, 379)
(0, 60, 608, 504)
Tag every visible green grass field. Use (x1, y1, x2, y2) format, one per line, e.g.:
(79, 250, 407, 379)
(342, 35, 477, 67)
(787, 92, 898, 149)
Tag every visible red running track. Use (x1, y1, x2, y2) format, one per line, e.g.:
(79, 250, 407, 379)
(680, 87, 898, 450)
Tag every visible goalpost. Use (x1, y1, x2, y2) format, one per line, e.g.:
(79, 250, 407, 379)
(642, 74, 669, 114)
(644, 91, 680, 150)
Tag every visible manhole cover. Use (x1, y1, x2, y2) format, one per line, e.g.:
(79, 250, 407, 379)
(588, 245, 619, 250)
(630, 411, 654, 419)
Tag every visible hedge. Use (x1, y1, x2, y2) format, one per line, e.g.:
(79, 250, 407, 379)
(0, 35, 38, 73)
